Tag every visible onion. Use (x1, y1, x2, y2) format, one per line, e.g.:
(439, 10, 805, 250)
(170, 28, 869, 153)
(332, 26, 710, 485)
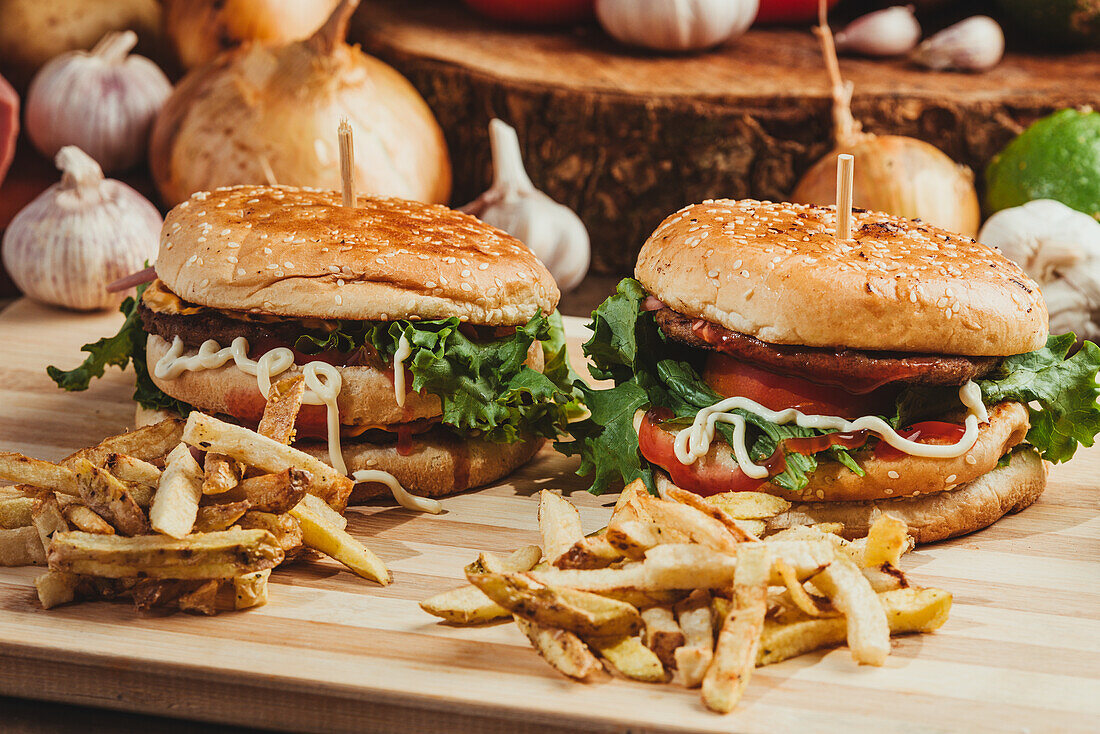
(149, 0, 451, 207)
(792, 1, 980, 237)
(164, 0, 342, 70)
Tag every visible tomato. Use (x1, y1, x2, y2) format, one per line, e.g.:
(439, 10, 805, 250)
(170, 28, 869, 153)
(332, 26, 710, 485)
(874, 421, 968, 460)
(637, 410, 767, 495)
(701, 353, 896, 420)
(463, 0, 594, 25)
(756, 0, 840, 24)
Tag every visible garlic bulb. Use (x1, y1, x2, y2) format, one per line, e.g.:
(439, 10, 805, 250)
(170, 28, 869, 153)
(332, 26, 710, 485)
(913, 16, 1005, 72)
(979, 199, 1100, 342)
(835, 6, 921, 57)
(149, 0, 450, 207)
(462, 120, 590, 292)
(595, 0, 759, 52)
(792, 1, 980, 236)
(25, 31, 171, 172)
(1, 146, 162, 311)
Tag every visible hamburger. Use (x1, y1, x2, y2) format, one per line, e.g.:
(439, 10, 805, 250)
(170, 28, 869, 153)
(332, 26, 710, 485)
(50, 185, 580, 501)
(565, 199, 1100, 543)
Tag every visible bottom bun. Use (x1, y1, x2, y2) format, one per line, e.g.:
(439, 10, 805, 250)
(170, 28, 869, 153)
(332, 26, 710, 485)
(301, 433, 544, 502)
(764, 448, 1047, 544)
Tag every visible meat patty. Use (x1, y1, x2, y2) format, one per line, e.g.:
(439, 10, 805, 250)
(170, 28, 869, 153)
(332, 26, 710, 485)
(139, 301, 291, 349)
(653, 307, 1001, 389)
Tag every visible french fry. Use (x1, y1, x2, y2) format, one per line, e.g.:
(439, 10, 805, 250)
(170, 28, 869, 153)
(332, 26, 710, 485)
(862, 564, 909, 592)
(466, 564, 643, 637)
(31, 492, 69, 553)
(674, 589, 714, 688)
(757, 587, 952, 666)
(702, 544, 769, 713)
(420, 545, 542, 624)
(34, 570, 80, 609)
(514, 615, 603, 681)
(611, 478, 649, 519)
(104, 453, 162, 487)
(660, 485, 755, 543)
(599, 588, 686, 610)
(62, 419, 184, 468)
(704, 491, 791, 520)
(0, 452, 79, 495)
(641, 606, 685, 669)
(237, 511, 304, 558)
(150, 444, 204, 539)
(538, 490, 584, 566)
(632, 494, 744, 553)
(0, 496, 35, 528)
(221, 469, 310, 514)
(296, 492, 347, 531)
(774, 558, 837, 618)
(811, 555, 891, 666)
(72, 459, 149, 536)
(605, 517, 664, 559)
(183, 412, 353, 511)
(233, 569, 270, 610)
(178, 579, 222, 615)
(527, 562, 648, 593)
(60, 503, 115, 534)
(289, 498, 390, 585)
(258, 376, 306, 444)
(0, 526, 47, 566)
(47, 529, 284, 579)
(193, 501, 251, 533)
(860, 514, 912, 569)
(555, 534, 623, 570)
(202, 453, 242, 495)
(126, 483, 155, 509)
(589, 634, 667, 682)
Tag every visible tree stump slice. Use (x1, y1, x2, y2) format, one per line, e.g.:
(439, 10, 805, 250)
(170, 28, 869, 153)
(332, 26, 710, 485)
(352, 0, 1100, 276)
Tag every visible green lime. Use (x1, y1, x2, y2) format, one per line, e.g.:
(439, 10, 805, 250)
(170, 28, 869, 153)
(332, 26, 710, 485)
(984, 108, 1100, 220)
(995, 0, 1100, 46)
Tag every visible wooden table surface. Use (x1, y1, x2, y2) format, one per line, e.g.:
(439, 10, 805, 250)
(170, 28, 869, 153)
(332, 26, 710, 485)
(0, 299, 1097, 733)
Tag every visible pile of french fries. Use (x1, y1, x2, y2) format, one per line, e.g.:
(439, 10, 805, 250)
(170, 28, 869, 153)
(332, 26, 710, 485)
(421, 481, 953, 714)
(0, 375, 390, 615)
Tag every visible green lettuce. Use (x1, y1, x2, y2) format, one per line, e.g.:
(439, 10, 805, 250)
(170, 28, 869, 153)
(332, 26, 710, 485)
(47, 291, 579, 444)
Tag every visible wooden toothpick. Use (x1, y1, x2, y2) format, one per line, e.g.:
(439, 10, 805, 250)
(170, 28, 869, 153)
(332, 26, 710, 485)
(836, 153, 854, 241)
(338, 119, 355, 208)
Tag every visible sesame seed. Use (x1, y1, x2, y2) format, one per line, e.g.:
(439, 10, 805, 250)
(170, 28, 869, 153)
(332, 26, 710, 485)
(964, 455, 977, 465)
(946, 474, 956, 483)
(228, 256, 238, 263)
(335, 295, 343, 305)
(888, 470, 900, 479)
(237, 268, 246, 276)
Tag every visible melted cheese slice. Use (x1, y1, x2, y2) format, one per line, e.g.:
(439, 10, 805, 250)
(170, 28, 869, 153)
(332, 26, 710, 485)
(673, 380, 989, 479)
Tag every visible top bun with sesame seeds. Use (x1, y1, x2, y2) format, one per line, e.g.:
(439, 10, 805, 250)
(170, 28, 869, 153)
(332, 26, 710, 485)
(635, 199, 1047, 356)
(156, 185, 559, 325)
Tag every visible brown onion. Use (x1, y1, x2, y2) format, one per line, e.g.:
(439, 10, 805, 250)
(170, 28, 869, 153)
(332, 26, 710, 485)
(792, 1, 980, 237)
(164, 0, 341, 70)
(149, 0, 451, 207)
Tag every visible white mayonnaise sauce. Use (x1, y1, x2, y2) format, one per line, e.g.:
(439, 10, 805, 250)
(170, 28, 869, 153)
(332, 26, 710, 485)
(672, 380, 988, 479)
(393, 332, 412, 408)
(352, 469, 442, 514)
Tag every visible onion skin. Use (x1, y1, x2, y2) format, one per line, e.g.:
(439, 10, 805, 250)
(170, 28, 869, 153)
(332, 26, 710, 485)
(149, 1, 451, 207)
(792, 135, 981, 238)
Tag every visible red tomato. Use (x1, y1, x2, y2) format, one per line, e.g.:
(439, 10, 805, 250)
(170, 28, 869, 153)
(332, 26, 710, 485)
(756, 0, 839, 24)
(701, 353, 896, 420)
(874, 421, 967, 460)
(463, 0, 594, 25)
(637, 410, 767, 495)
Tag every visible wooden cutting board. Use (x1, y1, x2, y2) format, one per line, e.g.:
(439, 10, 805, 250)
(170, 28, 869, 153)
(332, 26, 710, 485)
(0, 299, 1097, 733)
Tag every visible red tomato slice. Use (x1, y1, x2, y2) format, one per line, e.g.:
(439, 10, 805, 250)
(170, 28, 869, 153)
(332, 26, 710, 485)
(701, 353, 896, 420)
(637, 410, 766, 495)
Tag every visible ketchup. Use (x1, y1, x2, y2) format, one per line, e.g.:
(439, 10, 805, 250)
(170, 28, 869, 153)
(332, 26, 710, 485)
(874, 421, 967, 460)
(396, 424, 416, 456)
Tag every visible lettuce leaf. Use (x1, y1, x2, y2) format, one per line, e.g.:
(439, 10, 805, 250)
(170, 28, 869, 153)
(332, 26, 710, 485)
(893, 333, 1100, 463)
(46, 285, 194, 416)
(560, 278, 862, 495)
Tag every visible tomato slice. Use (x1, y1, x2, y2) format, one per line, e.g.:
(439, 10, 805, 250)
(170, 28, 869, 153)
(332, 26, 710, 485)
(701, 353, 897, 420)
(637, 410, 767, 495)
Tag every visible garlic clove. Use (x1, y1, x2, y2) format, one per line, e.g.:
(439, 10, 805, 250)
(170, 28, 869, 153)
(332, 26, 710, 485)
(462, 119, 590, 292)
(595, 0, 760, 53)
(1, 145, 162, 311)
(912, 16, 1005, 72)
(835, 5, 922, 57)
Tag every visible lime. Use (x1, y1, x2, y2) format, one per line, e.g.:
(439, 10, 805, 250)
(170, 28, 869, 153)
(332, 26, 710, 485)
(984, 108, 1100, 220)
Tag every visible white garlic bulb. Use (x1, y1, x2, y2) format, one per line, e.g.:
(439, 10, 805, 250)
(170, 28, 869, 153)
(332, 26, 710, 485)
(595, 0, 759, 52)
(979, 199, 1100, 342)
(912, 16, 1005, 72)
(462, 119, 590, 292)
(835, 6, 922, 57)
(1, 146, 162, 311)
(25, 30, 172, 172)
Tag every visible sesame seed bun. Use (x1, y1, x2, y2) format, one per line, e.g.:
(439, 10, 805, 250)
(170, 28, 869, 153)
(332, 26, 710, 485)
(155, 185, 559, 325)
(635, 200, 1048, 356)
(763, 447, 1047, 543)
